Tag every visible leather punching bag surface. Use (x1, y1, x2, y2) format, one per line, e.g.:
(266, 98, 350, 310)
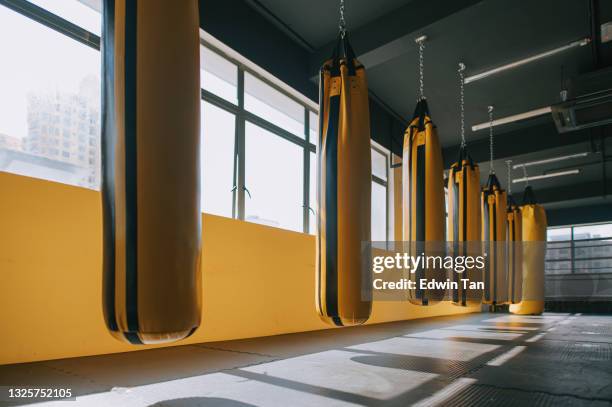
(402, 99, 446, 306)
(317, 34, 372, 327)
(510, 187, 547, 315)
(482, 174, 508, 305)
(507, 202, 523, 304)
(447, 146, 482, 306)
(101, 0, 201, 344)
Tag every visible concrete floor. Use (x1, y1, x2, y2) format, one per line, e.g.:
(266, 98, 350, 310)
(1, 312, 611, 406)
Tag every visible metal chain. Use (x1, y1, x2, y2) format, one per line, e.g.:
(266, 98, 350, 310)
(415, 36, 426, 101)
(506, 160, 513, 196)
(339, 0, 346, 38)
(488, 105, 494, 174)
(522, 165, 530, 186)
(458, 63, 466, 148)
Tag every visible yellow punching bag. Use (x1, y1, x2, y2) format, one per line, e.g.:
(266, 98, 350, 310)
(101, 0, 201, 344)
(403, 99, 445, 305)
(482, 174, 509, 305)
(510, 186, 547, 315)
(507, 200, 523, 304)
(448, 147, 482, 306)
(316, 34, 372, 326)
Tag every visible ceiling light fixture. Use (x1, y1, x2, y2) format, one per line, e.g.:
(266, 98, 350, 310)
(464, 38, 590, 84)
(512, 169, 580, 183)
(471, 106, 552, 131)
(512, 152, 589, 169)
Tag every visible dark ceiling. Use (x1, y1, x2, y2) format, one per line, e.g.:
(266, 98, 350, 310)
(244, 0, 612, 214)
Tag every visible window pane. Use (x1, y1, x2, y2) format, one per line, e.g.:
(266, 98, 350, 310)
(0, 5, 100, 189)
(201, 102, 235, 217)
(200, 45, 238, 105)
(547, 227, 571, 241)
(27, 0, 101, 36)
(309, 111, 318, 146)
(245, 122, 303, 232)
(245, 72, 305, 137)
(545, 261, 571, 274)
(372, 181, 387, 241)
(574, 259, 612, 273)
(309, 151, 316, 235)
(573, 223, 612, 240)
(372, 148, 387, 181)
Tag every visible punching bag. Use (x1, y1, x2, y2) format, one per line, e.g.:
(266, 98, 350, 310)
(507, 200, 523, 304)
(403, 99, 445, 305)
(482, 174, 508, 305)
(101, 0, 201, 344)
(316, 33, 372, 326)
(448, 146, 482, 306)
(510, 187, 547, 315)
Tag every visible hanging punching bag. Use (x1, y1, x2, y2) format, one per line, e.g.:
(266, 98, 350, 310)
(482, 174, 509, 305)
(448, 146, 482, 306)
(403, 99, 446, 305)
(510, 187, 547, 315)
(101, 0, 201, 344)
(507, 199, 523, 304)
(316, 33, 372, 326)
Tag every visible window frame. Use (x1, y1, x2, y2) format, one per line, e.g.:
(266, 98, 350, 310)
(546, 222, 612, 275)
(2, 0, 392, 237)
(200, 40, 317, 233)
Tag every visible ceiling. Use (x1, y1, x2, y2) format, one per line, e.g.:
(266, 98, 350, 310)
(247, 0, 612, 215)
(250, 0, 414, 49)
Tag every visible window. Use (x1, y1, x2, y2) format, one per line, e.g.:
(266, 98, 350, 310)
(371, 146, 389, 241)
(309, 152, 317, 234)
(546, 223, 612, 274)
(27, 0, 101, 36)
(309, 111, 319, 146)
(0, 2, 101, 189)
(244, 122, 303, 232)
(2, 1, 391, 236)
(371, 182, 387, 241)
(200, 102, 236, 218)
(200, 45, 238, 105)
(244, 72, 305, 137)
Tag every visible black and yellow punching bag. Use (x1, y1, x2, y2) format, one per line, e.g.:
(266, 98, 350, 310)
(316, 33, 372, 326)
(482, 173, 509, 305)
(101, 0, 201, 344)
(403, 99, 446, 305)
(448, 146, 482, 306)
(510, 186, 547, 315)
(507, 197, 523, 304)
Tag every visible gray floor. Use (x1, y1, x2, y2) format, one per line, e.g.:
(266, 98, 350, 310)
(1, 312, 611, 406)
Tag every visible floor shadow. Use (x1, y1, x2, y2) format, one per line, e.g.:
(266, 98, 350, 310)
(148, 397, 257, 407)
(402, 334, 520, 347)
(348, 354, 473, 380)
(226, 369, 380, 406)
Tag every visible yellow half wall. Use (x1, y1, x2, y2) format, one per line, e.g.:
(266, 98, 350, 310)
(0, 172, 478, 365)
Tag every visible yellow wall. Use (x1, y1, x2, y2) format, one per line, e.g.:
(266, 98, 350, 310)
(0, 172, 477, 365)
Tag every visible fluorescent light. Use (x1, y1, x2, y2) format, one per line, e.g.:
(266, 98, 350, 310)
(512, 169, 580, 183)
(472, 106, 552, 131)
(512, 152, 589, 169)
(465, 38, 590, 84)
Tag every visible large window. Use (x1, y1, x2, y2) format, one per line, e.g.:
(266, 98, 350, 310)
(0, 0, 391, 237)
(546, 223, 612, 274)
(0, 2, 101, 189)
